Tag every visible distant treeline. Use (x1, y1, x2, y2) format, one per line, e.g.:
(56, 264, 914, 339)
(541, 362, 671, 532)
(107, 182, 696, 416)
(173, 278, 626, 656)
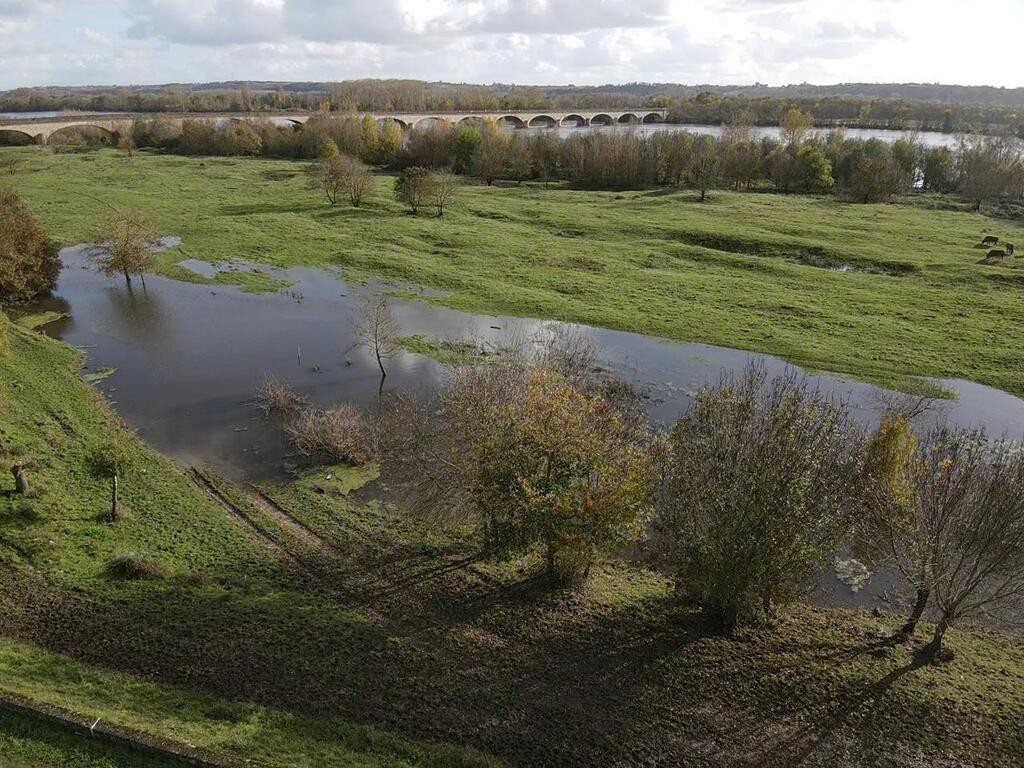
(3, 79, 1023, 135)
(121, 112, 1024, 210)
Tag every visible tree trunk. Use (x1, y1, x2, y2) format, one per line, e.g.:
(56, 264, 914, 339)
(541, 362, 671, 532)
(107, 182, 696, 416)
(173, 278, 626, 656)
(123, 270, 132, 289)
(899, 587, 930, 637)
(924, 613, 951, 658)
(110, 474, 119, 521)
(11, 464, 28, 495)
(545, 537, 556, 586)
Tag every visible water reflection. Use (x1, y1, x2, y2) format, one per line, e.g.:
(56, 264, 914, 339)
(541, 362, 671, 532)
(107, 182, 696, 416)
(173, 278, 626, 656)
(38, 244, 1024, 484)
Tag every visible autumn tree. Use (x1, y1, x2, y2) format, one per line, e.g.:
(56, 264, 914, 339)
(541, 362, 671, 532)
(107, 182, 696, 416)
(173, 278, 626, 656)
(90, 209, 159, 289)
(383, 353, 656, 584)
(654, 366, 860, 632)
(0, 187, 61, 305)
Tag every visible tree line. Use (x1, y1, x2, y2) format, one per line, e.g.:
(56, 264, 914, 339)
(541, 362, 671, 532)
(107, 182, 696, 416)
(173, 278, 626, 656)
(4, 79, 1023, 135)
(257, 322, 1024, 660)
(123, 111, 1024, 209)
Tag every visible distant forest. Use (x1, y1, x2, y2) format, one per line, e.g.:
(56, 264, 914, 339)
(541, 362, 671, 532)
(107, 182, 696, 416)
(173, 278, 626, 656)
(2, 80, 1023, 134)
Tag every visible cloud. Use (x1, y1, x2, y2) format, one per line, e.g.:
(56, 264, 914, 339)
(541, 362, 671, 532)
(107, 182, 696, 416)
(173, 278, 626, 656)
(1, 0, 1022, 90)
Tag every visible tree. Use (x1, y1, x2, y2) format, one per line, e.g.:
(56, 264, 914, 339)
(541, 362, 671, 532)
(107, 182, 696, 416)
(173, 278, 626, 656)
(654, 366, 860, 632)
(376, 119, 403, 166)
(688, 134, 719, 201)
(87, 443, 134, 521)
(453, 124, 482, 174)
(472, 128, 508, 185)
(309, 153, 345, 204)
(356, 296, 399, 386)
(845, 139, 898, 202)
(921, 146, 955, 192)
(430, 170, 459, 216)
(118, 132, 136, 158)
(394, 167, 435, 214)
(383, 355, 656, 584)
(957, 135, 1022, 210)
(780, 108, 812, 146)
(338, 155, 373, 207)
(90, 209, 159, 289)
(0, 187, 61, 305)
(858, 423, 1024, 658)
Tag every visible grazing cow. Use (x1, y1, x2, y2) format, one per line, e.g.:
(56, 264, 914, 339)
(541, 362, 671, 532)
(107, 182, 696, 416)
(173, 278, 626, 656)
(1007, 242, 1015, 257)
(987, 249, 1006, 260)
(981, 235, 999, 246)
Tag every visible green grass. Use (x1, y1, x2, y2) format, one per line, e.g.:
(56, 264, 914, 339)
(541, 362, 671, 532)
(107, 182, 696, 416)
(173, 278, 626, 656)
(397, 334, 501, 365)
(0, 638, 496, 768)
(0, 709, 184, 768)
(4, 147, 1024, 395)
(2, 310, 1024, 766)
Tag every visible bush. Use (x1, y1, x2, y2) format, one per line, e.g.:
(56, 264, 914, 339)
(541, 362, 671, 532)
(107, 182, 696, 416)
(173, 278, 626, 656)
(654, 366, 860, 632)
(394, 166, 435, 214)
(106, 554, 166, 581)
(285, 404, 376, 464)
(0, 187, 61, 305)
(254, 376, 308, 416)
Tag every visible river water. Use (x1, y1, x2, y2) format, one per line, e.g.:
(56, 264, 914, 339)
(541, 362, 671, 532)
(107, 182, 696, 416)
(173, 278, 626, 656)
(28, 245, 1024, 610)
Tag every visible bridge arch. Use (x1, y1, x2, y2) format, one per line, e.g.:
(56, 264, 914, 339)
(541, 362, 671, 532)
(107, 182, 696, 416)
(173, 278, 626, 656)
(376, 117, 408, 130)
(560, 114, 587, 127)
(47, 123, 120, 146)
(457, 115, 485, 126)
(497, 115, 527, 129)
(589, 113, 614, 127)
(641, 112, 664, 124)
(617, 113, 640, 125)
(413, 116, 448, 130)
(0, 128, 37, 146)
(528, 115, 558, 128)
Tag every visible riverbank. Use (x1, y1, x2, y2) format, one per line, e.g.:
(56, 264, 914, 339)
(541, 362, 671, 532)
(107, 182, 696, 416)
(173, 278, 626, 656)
(1, 312, 1024, 766)
(5, 147, 1024, 397)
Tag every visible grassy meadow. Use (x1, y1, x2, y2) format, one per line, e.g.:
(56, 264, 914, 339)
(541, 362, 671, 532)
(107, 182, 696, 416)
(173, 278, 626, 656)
(3, 145, 1024, 765)
(3, 146, 1024, 395)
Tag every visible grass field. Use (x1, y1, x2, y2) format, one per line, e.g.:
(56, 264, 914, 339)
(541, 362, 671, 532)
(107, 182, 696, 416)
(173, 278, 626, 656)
(3, 147, 1024, 395)
(2, 312, 1024, 766)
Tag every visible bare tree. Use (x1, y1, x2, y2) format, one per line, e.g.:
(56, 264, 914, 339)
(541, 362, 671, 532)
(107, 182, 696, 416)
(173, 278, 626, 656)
(689, 135, 720, 202)
(339, 155, 373, 207)
(356, 296, 400, 386)
(90, 210, 159, 289)
(309, 153, 345, 205)
(654, 366, 861, 632)
(858, 423, 1024, 658)
(285, 404, 376, 464)
(430, 170, 459, 216)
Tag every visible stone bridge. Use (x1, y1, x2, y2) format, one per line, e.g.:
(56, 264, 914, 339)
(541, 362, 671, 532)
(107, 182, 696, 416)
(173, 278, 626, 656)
(0, 109, 668, 144)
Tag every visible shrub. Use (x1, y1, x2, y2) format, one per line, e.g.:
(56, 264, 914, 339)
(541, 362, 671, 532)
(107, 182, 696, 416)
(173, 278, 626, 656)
(106, 554, 166, 581)
(254, 376, 308, 416)
(654, 366, 860, 632)
(285, 404, 376, 465)
(394, 166, 435, 214)
(0, 187, 61, 305)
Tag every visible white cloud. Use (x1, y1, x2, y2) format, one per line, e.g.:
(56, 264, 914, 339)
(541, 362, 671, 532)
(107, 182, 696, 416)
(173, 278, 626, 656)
(0, 0, 1021, 89)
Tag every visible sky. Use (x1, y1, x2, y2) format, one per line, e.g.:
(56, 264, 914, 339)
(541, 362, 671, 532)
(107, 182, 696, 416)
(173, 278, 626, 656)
(1, 0, 1022, 91)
